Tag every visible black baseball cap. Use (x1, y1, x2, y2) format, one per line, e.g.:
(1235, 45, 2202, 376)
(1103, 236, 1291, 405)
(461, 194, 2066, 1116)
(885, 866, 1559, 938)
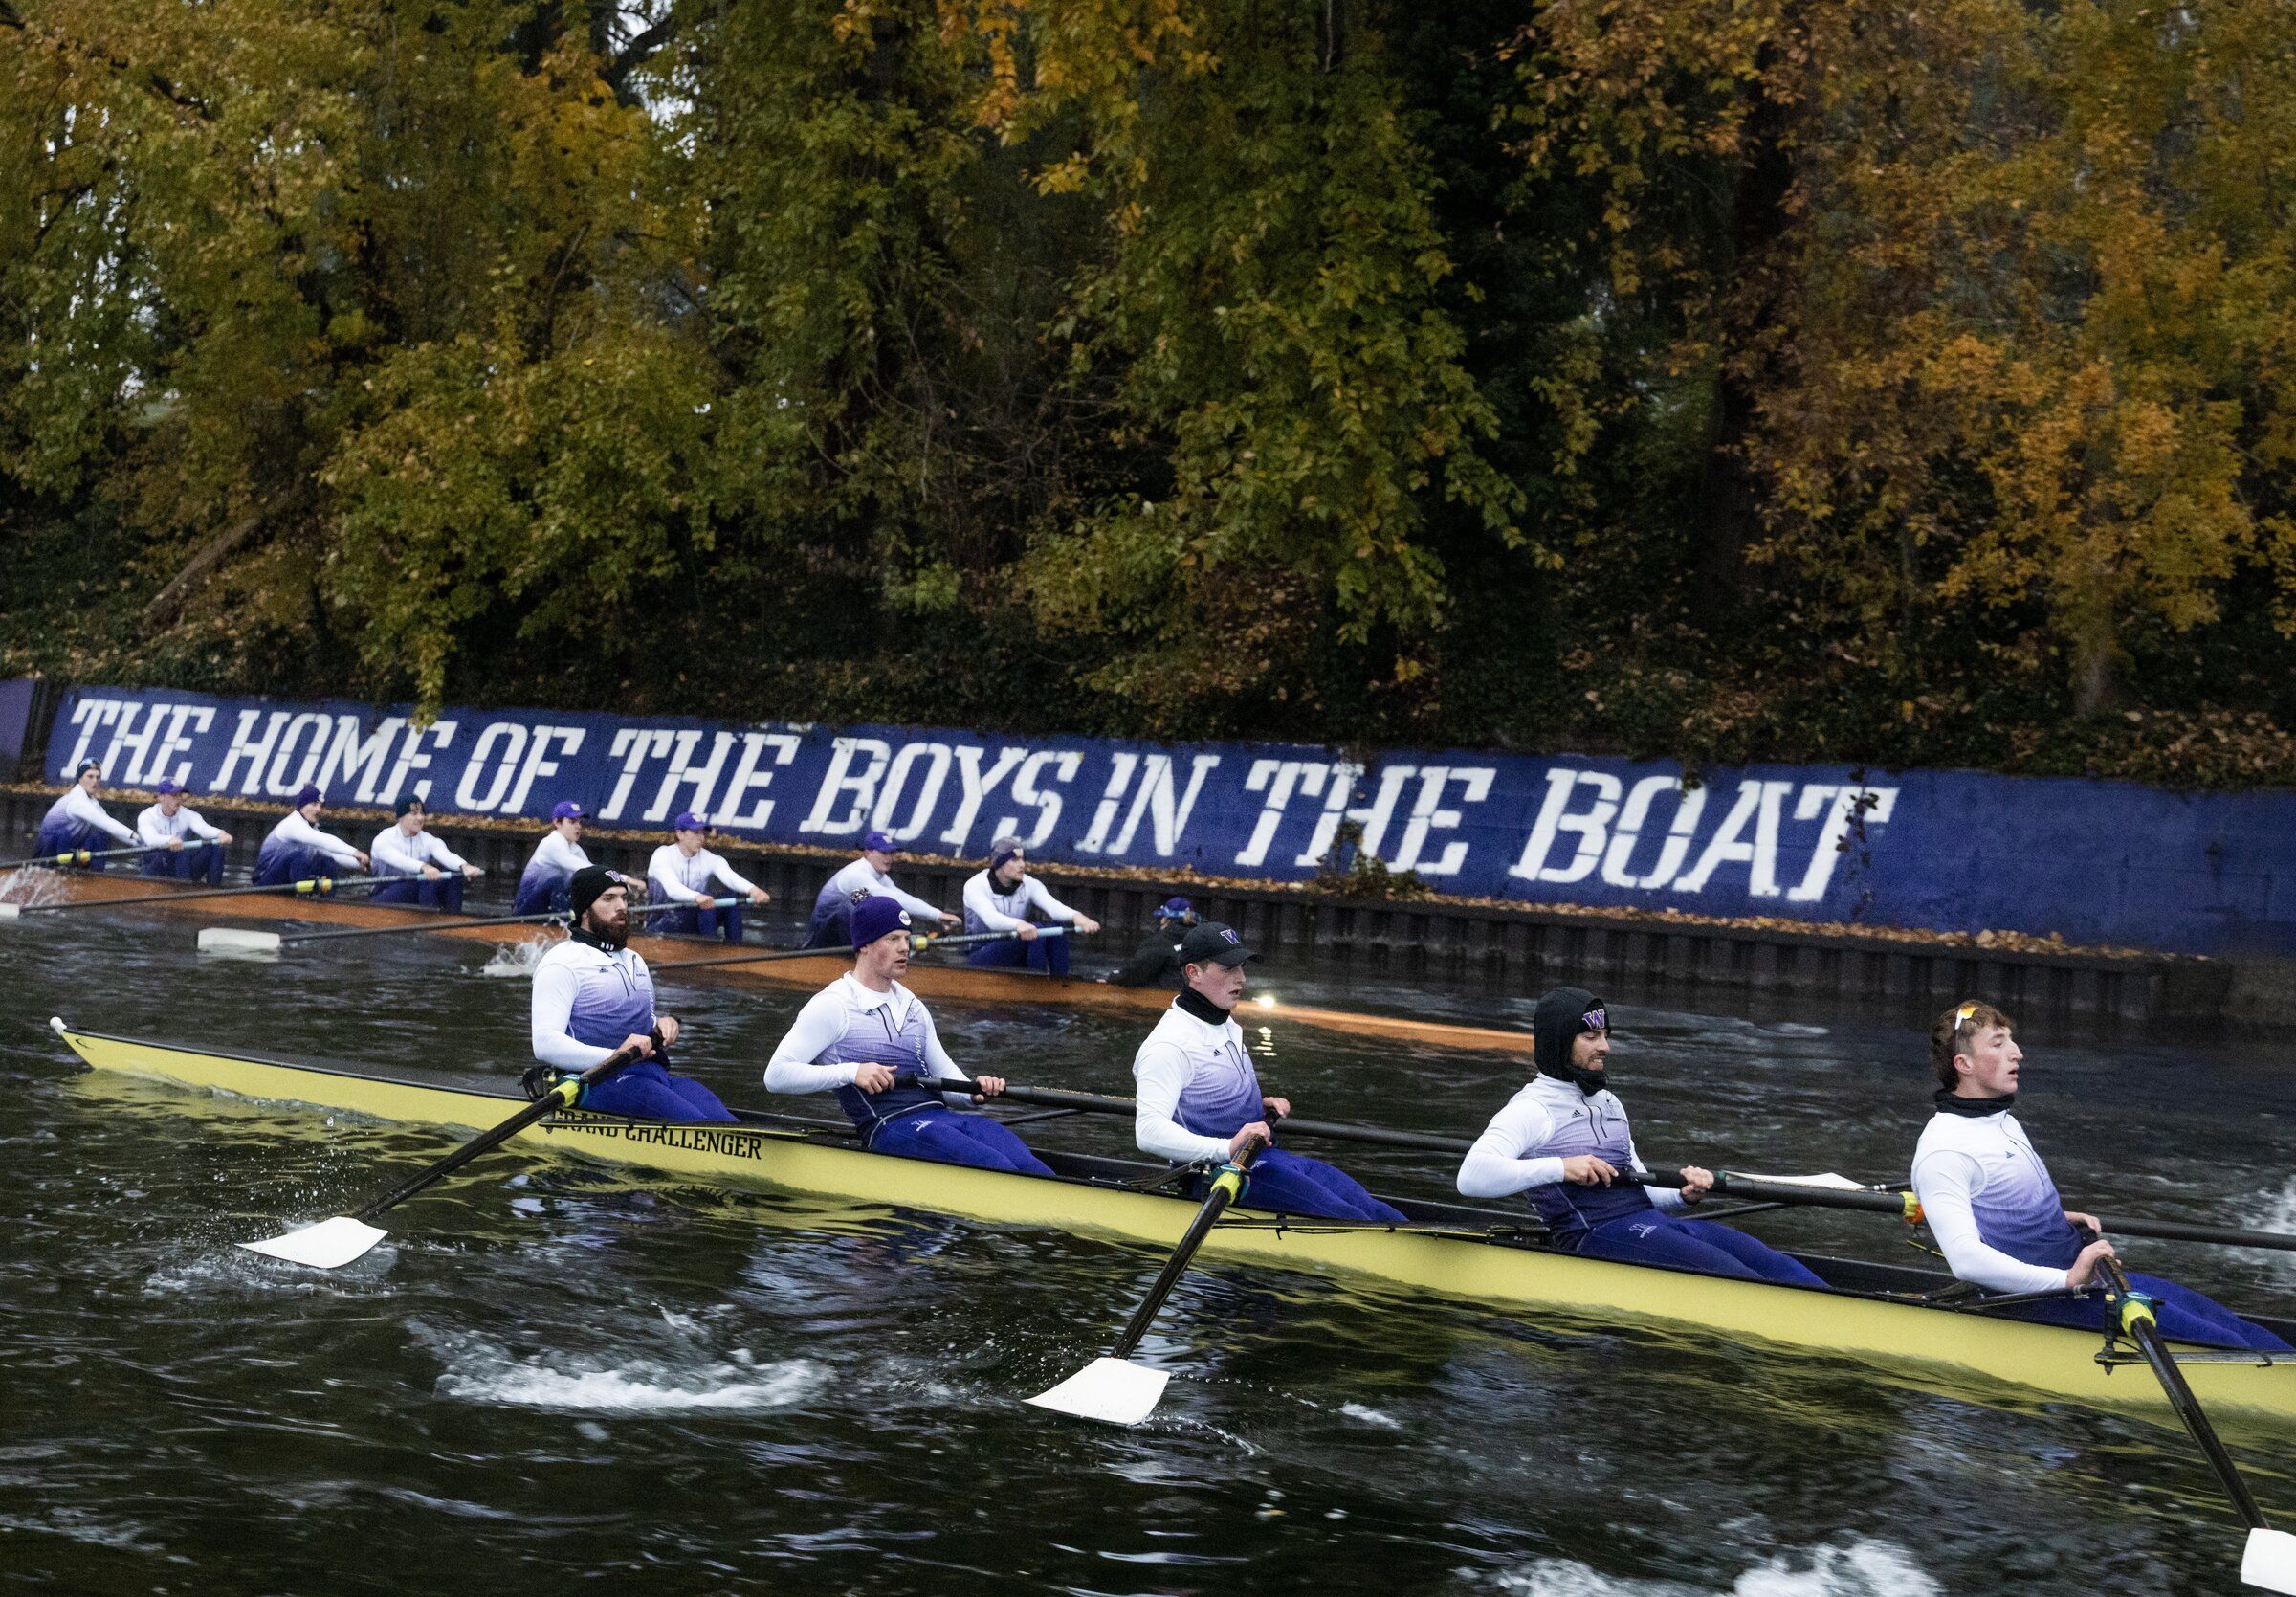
(1176, 921, 1256, 967)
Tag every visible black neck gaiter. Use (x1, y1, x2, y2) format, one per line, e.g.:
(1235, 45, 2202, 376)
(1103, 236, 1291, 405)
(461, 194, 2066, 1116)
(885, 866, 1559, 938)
(1933, 1088, 2013, 1117)
(1177, 987, 1231, 1027)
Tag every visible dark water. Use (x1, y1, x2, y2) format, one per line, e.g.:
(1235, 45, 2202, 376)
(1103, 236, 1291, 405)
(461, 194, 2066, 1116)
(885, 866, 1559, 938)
(3, 887, 2292, 1596)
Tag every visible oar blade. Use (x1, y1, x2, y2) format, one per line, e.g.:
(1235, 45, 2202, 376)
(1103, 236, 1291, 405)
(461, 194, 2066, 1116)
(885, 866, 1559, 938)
(237, 1215, 388, 1270)
(1026, 1357, 1170, 1427)
(2245, 1528, 2296, 1594)
(198, 927, 283, 957)
(0, 902, 20, 921)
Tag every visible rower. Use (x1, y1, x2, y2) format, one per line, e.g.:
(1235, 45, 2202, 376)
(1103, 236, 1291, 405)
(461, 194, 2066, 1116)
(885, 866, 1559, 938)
(34, 762, 142, 865)
(135, 781, 232, 884)
(1134, 922, 1404, 1223)
(765, 895, 1051, 1172)
(1103, 896, 1199, 987)
(369, 798, 483, 911)
(513, 801, 591, 915)
(254, 786, 370, 885)
(960, 835, 1100, 976)
(1912, 1000, 2289, 1351)
(1457, 987, 1824, 1284)
(528, 865, 735, 1122)
(803, 829, 958, 948)
(646, 810, 769, 943)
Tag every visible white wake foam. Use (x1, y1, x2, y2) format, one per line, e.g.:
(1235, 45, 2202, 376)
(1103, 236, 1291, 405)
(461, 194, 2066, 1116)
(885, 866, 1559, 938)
(480, 937, 554, 979)
(0, 866, 70, 907)
(430, 1331, 823, 1412)
(1487, 1540, 1939, 1597)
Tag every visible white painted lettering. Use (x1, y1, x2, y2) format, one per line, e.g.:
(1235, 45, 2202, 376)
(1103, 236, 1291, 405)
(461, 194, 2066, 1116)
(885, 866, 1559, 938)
(718, 732, 801, 830)
(938, 745, 1028, 848)
(799, 737, 892, 836)
(454, 721, 529, 812)
(1672, 779, 1796, 895)
(1786, 785, 1899, 903)
(872, 742, 954, 843)
(993, 750, 1082, 849)
(1389, 765, 1494, 876)
(1599, 775, 1708, 889)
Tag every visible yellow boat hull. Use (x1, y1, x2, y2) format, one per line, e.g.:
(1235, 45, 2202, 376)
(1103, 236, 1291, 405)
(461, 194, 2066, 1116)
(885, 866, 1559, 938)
(53, 1024, 2295, 1426)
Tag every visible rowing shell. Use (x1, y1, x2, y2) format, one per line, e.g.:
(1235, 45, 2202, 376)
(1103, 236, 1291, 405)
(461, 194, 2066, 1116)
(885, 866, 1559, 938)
(1, 869, 1530, 1051)
(55, 1023, 2294, 1426)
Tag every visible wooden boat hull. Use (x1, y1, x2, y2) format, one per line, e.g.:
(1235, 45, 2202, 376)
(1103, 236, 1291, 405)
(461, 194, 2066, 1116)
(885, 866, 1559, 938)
(5, 869, 1529, 1051)
(54, 1024, 2294, 1426)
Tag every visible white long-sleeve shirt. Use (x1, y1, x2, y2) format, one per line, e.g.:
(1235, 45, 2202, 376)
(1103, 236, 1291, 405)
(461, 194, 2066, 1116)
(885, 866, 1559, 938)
(136, 803, 226, 846)
(524, 830, 590, 879)
(1910, 1106, 2082, 1295)
(44, 787, 140, 846)
(961, 868, 1080, 934)
(764, 975, 971, 1109)
(1455, 1075, 1687, 1213)
(530, 938, 657, 1074)
(647, 843, 757, 903)
(1131, 1002, 1255, 1165)
(819, 857, 944, 921)
(371, 825, 472, 877)
(263, 810, 364, 868)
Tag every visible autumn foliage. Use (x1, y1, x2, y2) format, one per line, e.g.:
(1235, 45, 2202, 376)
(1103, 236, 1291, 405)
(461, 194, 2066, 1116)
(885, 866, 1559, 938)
(3, 0, 2293, 784)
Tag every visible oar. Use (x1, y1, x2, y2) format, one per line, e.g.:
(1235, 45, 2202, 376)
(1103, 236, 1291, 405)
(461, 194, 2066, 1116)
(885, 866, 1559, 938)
(0, 841, 166, 875)
(1632, 1167, 2296, 1253)
(239, 1042, 646, 1270)
(2093, 1253, 2296, 1593)
(650, 926, 1044, 975)
(934, 1076, 1472, 1157)
(5, 873, 399, 926)
(1027, 1125, 1274, 1426)
(206, 907, 570, 956)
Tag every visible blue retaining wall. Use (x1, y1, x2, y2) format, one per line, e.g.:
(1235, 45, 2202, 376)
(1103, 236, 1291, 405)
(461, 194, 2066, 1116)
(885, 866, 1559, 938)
(36, 683, 2296, 957)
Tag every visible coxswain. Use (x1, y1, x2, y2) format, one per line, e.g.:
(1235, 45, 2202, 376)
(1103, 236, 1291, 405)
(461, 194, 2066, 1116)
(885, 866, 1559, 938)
(960, 835, 1100, 976)
(369, 797, 483, 911)
(1103, 896, 1199, 987)
(1456, 987, 1824, 1284)
(1134, 922, 1404, 1223)
(803, 829, 958, 947)
(33, 763, 143, 865)
(252, 785, 369, 886)
(765, 896, 1051, 1172)
(135, 781, 232, 884)
(645, 810, 770, 943)
(513, 801, 591, 915)
(528, 865, 735, 1122)
(1911, 1001, 2288, 1351)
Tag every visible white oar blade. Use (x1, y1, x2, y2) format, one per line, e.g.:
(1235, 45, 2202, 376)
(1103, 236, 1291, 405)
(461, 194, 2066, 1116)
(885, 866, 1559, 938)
(0, 902, 21, 921)
(2244, 1528, 2296, 1594)
(1026, 1357, 1170, 1426)
(237, 1215, 387, 1270)
(198, 927, 283, 957)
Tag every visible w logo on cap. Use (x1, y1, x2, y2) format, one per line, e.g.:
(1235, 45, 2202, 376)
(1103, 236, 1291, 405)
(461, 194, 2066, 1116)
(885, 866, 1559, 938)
(1220, 927, 1240, 945)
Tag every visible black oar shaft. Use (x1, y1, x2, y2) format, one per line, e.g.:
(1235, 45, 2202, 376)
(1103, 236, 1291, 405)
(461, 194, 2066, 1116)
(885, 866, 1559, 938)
(0, 843, 160, 870)
(1637, 1166, 1918, 1219)
(1113, 1165, 1247, 1360)
(27, 874, 393, 911)
(350, 1044, 643, 1223)
(933, 1078, 1474, 1156)
(2093, 1214, 2296, 1255)
(652, 929, 1047, 976)
(2100, 1256, 2266, 1530)
(284, 909, 564, 944)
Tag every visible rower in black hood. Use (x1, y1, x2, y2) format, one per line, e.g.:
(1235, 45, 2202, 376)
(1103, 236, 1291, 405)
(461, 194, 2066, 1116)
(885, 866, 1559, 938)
(1533, 986, 1612, 1096)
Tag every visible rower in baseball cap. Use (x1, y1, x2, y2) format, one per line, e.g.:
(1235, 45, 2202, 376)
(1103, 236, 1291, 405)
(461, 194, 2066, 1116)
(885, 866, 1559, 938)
(803, 827, 958, 949)
(515, 799, 593, 915)
(644, 811, 769, 943)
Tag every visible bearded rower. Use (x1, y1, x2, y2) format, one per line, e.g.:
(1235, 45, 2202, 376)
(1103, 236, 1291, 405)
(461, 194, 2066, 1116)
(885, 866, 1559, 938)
(369, 798, 483, 911)
(1913, 1000, 2289, 1351)
(960, 835, 1099, 977)
(765, 896, 1050, 1173)
(803, 829, 958, 948)
(513, 801, 591, 915)
(1133, 922, 1404, 1224)
(528, 866, 735, 1123)
(1457, 987, 1823, 1284)
(135, 781, 232, 884)
(646, 810, 769, 943)
(254, 786, 369, 885)
(34, 763, 142, 864)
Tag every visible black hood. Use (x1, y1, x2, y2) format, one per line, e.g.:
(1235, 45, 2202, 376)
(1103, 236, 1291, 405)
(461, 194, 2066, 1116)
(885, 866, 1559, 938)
(1534, 987, 1610, 1096)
